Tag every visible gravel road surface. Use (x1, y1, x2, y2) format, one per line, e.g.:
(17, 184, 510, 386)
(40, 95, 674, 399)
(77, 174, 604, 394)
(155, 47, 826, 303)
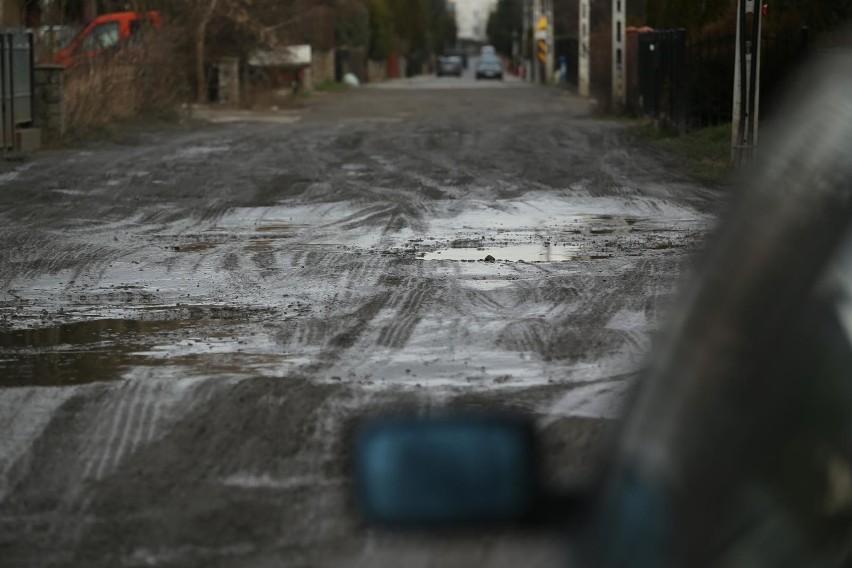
(0, 69, 723, 567)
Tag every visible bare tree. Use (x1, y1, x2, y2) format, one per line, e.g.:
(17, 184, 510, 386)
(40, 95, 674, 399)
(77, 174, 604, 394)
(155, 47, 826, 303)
(83, 0, 96, 20)
(196, 0, 219, 103)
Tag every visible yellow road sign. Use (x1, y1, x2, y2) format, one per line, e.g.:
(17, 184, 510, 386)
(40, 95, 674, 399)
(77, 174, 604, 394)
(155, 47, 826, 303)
(536, 15, 548, 31)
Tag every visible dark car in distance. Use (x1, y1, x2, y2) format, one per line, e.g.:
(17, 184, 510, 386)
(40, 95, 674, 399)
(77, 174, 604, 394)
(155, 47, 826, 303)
(475, 56, 503, 80)
(437, 55, 463, 77)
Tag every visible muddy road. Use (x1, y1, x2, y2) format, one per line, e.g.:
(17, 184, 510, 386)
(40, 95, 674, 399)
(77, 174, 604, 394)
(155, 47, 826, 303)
(0, 72, 722, 567)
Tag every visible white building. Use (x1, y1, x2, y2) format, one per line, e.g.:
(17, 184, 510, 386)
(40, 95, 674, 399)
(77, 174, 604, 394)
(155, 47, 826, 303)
(451, 0, 498, 43)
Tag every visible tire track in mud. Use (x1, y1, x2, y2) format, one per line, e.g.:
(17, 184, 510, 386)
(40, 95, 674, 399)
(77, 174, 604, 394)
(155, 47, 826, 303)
(7, 380, 201, 500)
(495, 259, 669, 363)
(0, 380, 348, 565)
(298, 290, 394, 373)
(0, 231, 122, 291)
(249, 246, 279, 278)
(0, 377, 223, 561)
(332, 255, 388, 306)
(275, 130, 456, 236)
(376, 279, 436, 348)
(56, 378, 361, 560)
(276, 255, 393, 350)
(458, 286, 507, 312)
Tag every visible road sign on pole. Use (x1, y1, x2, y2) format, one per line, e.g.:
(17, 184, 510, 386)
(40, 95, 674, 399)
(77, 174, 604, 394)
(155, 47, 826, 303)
(532, 0, 541, 83)
(536, 14, 548, 66)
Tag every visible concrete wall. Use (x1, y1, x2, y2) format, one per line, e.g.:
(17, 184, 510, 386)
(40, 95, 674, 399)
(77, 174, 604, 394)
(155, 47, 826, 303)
(34, 65, 64, 139)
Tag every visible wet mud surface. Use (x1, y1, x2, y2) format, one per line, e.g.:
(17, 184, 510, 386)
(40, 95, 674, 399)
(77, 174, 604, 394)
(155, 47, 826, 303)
(0, 76, 723, 567)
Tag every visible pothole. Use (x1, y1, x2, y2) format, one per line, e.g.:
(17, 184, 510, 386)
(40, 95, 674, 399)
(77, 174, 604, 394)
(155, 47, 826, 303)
(421, 243, 610, 262)
(0, 318, 277, 387)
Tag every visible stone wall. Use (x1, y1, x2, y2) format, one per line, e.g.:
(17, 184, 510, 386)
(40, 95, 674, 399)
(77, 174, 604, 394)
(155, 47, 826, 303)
(217, 57, 240, 106)
(367, 60, 386, 83)
(311, 49, 335, 87)
(34, 65, 64, 139)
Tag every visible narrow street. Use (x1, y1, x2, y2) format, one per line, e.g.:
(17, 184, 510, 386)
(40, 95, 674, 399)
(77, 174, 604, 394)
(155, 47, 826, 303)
(0, 67, 722, 567)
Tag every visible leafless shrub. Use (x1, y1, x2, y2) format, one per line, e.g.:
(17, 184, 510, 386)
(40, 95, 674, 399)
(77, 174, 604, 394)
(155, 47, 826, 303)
(63, 28, 190, 136)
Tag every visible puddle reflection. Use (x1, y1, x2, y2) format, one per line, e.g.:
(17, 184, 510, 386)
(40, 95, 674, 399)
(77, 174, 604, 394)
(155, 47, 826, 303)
(0, 319, 240, 387)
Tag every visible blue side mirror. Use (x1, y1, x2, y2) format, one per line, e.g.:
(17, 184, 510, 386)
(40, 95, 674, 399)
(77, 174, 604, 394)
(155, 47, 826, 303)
(354, 415, 539, 526)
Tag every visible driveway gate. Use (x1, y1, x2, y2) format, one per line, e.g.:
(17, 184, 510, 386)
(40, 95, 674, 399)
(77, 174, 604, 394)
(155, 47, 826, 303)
(0, 32, 35, 151)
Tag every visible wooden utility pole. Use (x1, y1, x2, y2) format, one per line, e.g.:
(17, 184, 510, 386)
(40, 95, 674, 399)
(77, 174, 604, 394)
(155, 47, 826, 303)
(612, 0, 626, 110)
(522, 0, 530, 81)
(83, 0, 97, 21)
(579, 0, 590, 96)
(545, 0, 554, 84)
(197, 0, 220, 104)
(532, 0, 542, 83)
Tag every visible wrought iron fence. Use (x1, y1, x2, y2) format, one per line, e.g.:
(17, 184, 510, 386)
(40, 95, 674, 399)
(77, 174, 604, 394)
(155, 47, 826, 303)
(0, 31, 34, 151)
(632, 27, 810, 132)
(637, 29, 687, 131)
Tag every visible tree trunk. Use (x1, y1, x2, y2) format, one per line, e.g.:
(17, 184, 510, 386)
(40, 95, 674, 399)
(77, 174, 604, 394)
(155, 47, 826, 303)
(83, 0, 97, 21)
(196, 0, 219, 104)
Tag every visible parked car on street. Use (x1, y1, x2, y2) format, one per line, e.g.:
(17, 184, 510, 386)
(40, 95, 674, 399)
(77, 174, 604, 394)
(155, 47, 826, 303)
(437, 55, 463, 77)
(51, 10, 162, 67)
(475, 56, 503, 80)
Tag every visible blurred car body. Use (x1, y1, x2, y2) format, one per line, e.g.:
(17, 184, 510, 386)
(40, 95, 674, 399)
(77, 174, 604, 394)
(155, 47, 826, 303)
(354, 49, 852, 568)
(475, 57, 503, 80)
(51, 10, 162, 68)
(437, 55, 463, 77)
(452, 49, 469, 69)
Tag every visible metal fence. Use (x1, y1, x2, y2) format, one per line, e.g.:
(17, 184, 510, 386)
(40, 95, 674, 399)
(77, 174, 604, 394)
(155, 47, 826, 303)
(632, 27, 810, 132)
(637, 29, 687, 131)
(0, 31, 35, 151)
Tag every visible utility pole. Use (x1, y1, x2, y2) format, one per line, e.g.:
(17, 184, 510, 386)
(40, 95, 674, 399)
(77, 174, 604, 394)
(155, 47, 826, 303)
(522, 0, 530, 81)
(532, 0, 542, 83)
(731, 0, 763, 167)
(545, 0, 554, 84)
(83, 0, 97, 21)
(532, 0, 552, 85)
(579, 0, 590, 96)
(612, 0, 626, 110)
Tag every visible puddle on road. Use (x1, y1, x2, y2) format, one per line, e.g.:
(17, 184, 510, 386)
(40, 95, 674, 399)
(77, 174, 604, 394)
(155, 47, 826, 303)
(254, 223, 310, 234)
(422, 244, 610, 262)
(0, 319, 180, 387)
(0, 319, 183, 349)
(172, 242, 217, 253)
(0, 318, 280, 387)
